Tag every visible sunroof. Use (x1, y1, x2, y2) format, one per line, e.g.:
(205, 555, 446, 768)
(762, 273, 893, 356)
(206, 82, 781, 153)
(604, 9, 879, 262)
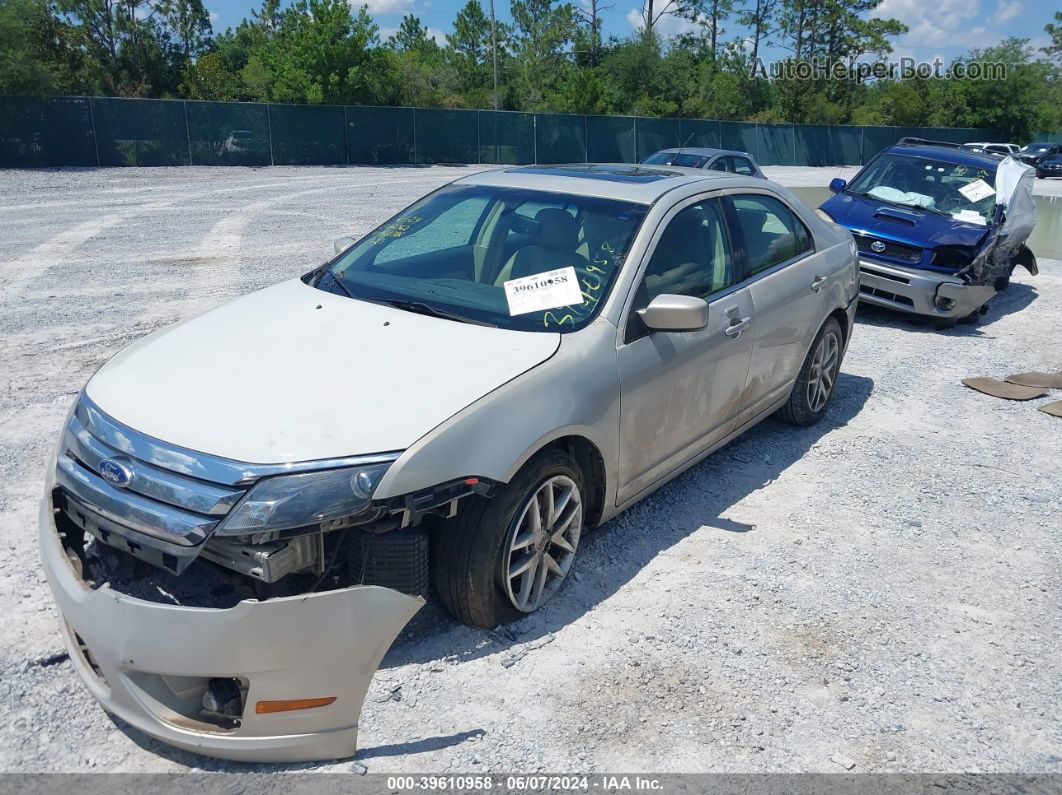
(509, 164, 682, 183)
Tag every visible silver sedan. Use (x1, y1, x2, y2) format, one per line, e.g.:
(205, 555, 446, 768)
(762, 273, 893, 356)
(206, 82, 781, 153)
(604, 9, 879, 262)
(41, 162, 859, 762)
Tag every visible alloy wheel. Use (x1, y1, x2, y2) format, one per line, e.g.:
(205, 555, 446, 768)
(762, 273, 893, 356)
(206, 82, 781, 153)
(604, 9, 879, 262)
(502, 475, 582, 613)
(807, 331, 840, 413)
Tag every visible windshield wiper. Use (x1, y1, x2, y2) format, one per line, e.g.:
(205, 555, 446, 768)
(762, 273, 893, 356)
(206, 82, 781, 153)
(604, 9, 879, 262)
(380, 298, 497, 327)
(314, 268, 355, 299)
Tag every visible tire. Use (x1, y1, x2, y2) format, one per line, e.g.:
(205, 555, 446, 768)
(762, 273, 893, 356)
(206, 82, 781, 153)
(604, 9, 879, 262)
(994, 264, 1015, 292)
(776, 317, 843, 427)
(432, 448, 585, 628)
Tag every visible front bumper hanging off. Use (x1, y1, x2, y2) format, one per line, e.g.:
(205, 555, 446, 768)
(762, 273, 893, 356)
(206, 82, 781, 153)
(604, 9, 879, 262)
(857, 259, 996, 320)
(39, 492, 424, 763)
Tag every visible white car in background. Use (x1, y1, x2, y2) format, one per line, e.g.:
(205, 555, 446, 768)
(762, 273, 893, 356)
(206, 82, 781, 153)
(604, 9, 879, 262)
(962, 142, 1020, 157)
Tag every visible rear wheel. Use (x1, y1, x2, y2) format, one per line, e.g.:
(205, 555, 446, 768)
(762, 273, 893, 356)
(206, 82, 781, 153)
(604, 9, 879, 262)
(432, 448, 584, 628)
(776, 318, 843, 426)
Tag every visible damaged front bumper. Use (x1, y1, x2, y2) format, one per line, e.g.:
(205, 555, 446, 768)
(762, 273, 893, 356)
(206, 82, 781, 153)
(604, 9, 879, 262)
(857, 259, 996, 320)
(38, 491, 424, 763)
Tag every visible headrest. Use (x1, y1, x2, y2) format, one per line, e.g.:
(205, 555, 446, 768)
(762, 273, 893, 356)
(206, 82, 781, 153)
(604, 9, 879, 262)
(535, 208, 579, 251)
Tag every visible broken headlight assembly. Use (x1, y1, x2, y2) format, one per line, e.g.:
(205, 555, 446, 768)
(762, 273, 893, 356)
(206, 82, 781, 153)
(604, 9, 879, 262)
(931, 245, 975, 272)
(215, 463, 391, 536)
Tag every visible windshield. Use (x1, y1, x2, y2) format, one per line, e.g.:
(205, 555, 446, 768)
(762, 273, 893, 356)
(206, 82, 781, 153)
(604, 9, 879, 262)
(1020, 143, 1051, 153)
(847, 153, 997, 223)
(642, 152, 710, 168)
(324, 185, 647, 332)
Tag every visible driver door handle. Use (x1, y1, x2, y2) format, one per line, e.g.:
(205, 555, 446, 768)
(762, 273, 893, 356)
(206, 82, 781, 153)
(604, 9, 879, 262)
(811, 275, 828, 292)
(724, 317, 751, 338)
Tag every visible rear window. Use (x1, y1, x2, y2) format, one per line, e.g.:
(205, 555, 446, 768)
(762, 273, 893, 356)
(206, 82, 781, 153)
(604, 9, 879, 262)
(641, 152, 710, 168)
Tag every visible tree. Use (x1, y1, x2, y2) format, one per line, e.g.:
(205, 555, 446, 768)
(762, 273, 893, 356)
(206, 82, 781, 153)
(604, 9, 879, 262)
(179, 50, 239, 99)
(957, 37, 1058, 140)
(508, 0, 575, 108)
(157, 0, 211, 66)
(446, 0, 501, 100)
(681, 0, 734, 61)
(573, 0, 612, 67)
(390, 14, 438, 54)
(0, 0, 92, 94)
(1044, 11, 1062, 62)
(738, 0, 777, 65)
(257, 0, 382, 104)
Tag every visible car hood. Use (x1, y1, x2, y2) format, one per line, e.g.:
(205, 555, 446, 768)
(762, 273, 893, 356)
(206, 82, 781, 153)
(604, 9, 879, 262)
(821, 192, 989, 249)
(86, 279, 561, 463)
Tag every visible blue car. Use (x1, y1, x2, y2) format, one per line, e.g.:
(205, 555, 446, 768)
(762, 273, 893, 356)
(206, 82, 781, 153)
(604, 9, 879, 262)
(818, 138, 1037, 325)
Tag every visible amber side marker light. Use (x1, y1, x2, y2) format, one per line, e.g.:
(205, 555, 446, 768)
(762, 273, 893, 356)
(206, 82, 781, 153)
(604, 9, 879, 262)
(256, 696, 336, 714)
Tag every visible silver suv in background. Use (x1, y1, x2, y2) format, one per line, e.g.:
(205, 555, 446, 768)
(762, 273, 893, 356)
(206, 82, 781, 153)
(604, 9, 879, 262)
(40, 164, 858, 762)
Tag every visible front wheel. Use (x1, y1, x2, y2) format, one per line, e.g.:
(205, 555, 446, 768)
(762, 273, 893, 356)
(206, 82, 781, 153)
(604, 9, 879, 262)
(776, 317, 843, 426)
(432, 448, 584, 627)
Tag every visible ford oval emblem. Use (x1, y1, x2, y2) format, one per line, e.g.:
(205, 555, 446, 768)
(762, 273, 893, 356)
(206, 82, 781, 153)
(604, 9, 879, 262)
(98, 458, 133, 488)
(870, 240, 886, 253)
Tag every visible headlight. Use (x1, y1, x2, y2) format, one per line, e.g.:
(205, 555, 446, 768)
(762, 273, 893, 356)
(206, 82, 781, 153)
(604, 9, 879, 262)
(815, 208, 835, 223)
(215, 463, 391, 535)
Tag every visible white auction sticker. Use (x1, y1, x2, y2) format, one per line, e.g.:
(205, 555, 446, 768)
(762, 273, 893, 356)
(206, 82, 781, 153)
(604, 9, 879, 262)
(504, 267, 584, 316)
(958, 179, 994, 203)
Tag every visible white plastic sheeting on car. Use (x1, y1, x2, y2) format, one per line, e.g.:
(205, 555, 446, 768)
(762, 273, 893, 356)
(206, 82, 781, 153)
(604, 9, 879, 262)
(994, 156, 1038, 245)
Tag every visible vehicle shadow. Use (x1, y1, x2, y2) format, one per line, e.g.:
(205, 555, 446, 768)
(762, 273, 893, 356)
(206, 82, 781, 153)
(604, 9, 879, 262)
(854, 282, 1038, 336)
(107, 711, 485, 771)
(382, 371, 875, 670)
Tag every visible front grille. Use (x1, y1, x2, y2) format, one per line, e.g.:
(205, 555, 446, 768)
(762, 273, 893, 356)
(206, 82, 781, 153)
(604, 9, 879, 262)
(860, 285, 915, 307)
(55, 399, 250, 573)
(854, 234, 923, 264)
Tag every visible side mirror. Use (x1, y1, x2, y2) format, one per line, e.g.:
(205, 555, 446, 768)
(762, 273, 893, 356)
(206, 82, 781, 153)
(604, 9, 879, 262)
(333, 236, 355, 255)
(637, 294, 709, 333)
(829, 178, 847, 194)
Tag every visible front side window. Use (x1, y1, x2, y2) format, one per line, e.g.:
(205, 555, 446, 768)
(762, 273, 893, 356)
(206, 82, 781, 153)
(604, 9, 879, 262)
(730, 194, 812, 274)
(709, 157, 730, 172)
(325, 186, 647, 332)
(641, 199, 734, 302)
(847, 153, 998, 222)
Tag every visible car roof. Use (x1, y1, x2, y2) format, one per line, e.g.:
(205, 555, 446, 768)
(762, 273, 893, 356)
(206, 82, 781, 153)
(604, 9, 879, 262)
(885, 142, 1002, 169)
(454, 163, 765, 204)
(651, 147, 751, 159)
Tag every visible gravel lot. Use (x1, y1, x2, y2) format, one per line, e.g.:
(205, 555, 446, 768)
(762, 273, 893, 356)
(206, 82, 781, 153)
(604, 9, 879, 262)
(0, 164, 1060, 775)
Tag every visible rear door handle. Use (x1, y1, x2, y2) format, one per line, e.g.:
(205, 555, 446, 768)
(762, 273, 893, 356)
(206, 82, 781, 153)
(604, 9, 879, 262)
(724, 317, 751, 338)
(811, 275, 828, 292)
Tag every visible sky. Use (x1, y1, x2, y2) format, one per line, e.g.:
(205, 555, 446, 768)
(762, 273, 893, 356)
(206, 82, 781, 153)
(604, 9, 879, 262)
(204, 0, 1056, 65)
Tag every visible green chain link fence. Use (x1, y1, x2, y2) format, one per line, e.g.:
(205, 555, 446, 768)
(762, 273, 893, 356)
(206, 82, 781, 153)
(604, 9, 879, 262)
(0, 95, 1010, 169)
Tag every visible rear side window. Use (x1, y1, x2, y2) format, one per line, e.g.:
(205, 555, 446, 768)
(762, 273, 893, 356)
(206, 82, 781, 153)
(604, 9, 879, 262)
(730, 194, 812, 274)
(732, 157, 756, 176)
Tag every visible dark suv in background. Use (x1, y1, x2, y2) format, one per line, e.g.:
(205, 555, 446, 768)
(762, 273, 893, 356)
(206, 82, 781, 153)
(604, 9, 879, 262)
(1018, 142, 1062, 169)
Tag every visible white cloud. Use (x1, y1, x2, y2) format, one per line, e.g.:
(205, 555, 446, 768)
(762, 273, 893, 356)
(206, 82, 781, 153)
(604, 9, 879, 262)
(625, 5, 700, 37)
(353, 0, 414, 15)
(991, 0, 1022, 24)
(872, 0, 997, 54)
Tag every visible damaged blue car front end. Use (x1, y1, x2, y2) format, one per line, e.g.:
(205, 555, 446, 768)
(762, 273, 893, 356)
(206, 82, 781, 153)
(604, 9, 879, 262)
(818, 140, 1038, 324)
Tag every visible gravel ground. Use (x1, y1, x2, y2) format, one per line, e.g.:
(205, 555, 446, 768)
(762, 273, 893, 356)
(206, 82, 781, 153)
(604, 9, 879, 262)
(0, 164, 1060, 775)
